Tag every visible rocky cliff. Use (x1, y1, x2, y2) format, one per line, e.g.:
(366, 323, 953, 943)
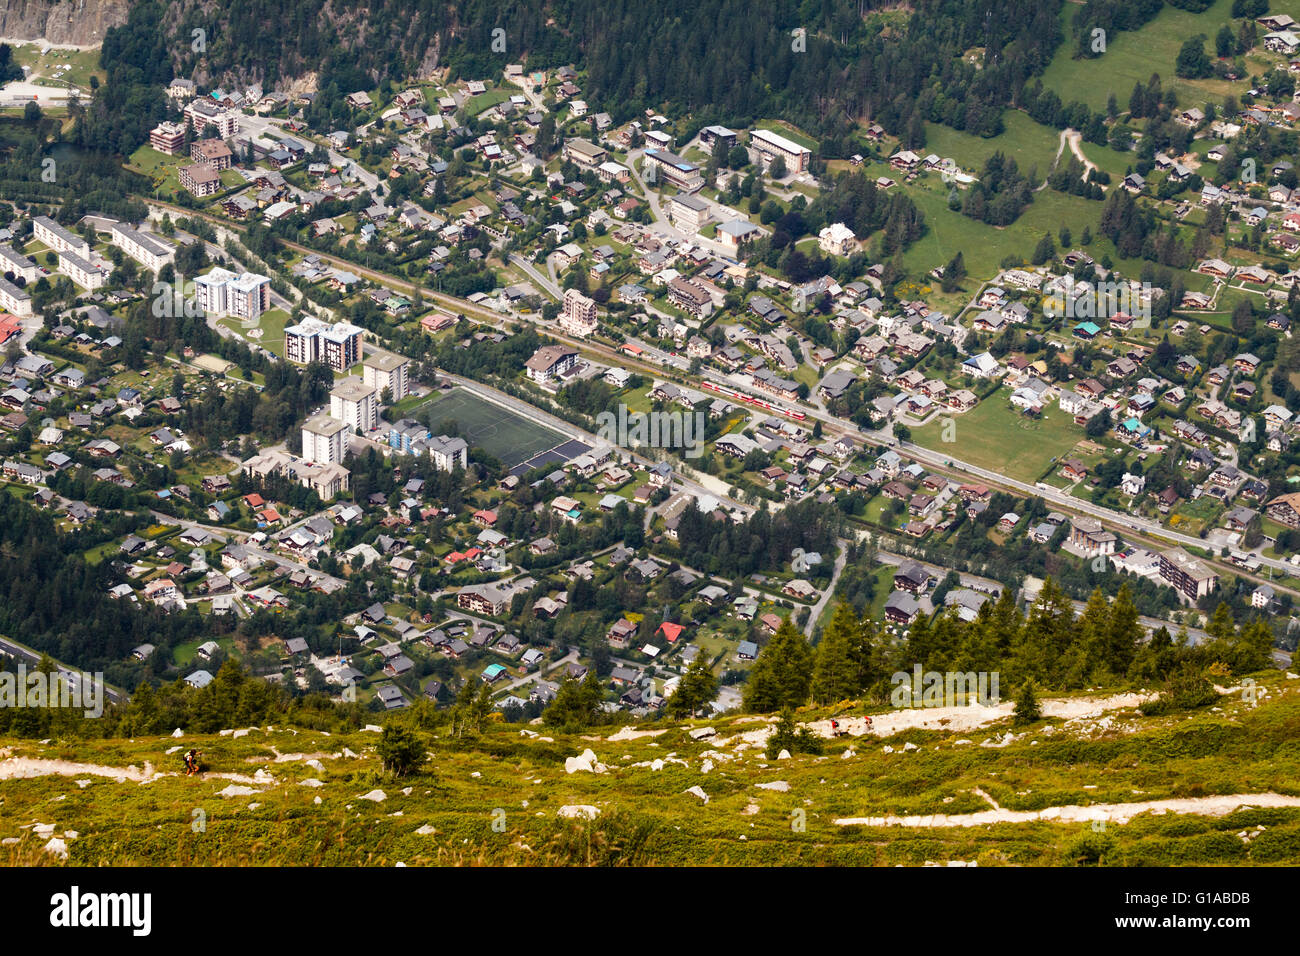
(0, 0, 129, 46)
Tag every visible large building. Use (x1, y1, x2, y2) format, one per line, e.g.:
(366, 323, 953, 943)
(642, 148, 704, 192)
(33, 216, 90, 258)
(750, 128, 812, 173)
(668, 276, 714, 319)
(0, 276, 32, 316)
(149, 121, 187, 155)
(1159, 548, 1218, 603)
(666, 193, 710, 234)
(193, 268, 271, 322)
(361, 351, 410, 402)
(329, 377, 378, 433)
(109, 223, 176, 273)
(59, 251, 107, 290)
(699, 125, 738, 151)
(1068, 517, 1116, 556)
(0, 245, 39, 283)
(179, 164, 222, 197)
(562, 138, 608, 170)
(184, 99, 240, 138)
(190, 138, 233, 170)
(524, 344, 579, 385)
(421, 434, 469, 472)
(559, 288, 598, 337)
(301, 414, 348, 465)
(284, 317, 364, 372)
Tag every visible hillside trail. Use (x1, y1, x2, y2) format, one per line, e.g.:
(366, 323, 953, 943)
(835, 792, 1300, 827)
(0, 754, 275, 786)
(1039, 127, 1100, 191)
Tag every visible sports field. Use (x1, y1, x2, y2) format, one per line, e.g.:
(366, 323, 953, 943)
(416, 389, 568, 467)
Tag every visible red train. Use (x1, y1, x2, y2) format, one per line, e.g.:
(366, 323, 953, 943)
(701, 379, 807, 420)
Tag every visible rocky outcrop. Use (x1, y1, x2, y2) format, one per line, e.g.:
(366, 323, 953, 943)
(0, 0, 130, 47)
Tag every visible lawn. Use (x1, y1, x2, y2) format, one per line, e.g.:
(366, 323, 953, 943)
(1038, 0, 1300, 114)
(923, 110, 1131, 184)
(911, 386, 1086, 483)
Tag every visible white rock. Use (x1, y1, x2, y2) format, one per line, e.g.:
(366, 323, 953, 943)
(364, 724, 382, 733)
(883, 745, 894, 754)
(471, 772, 481, 778)
(359, 789, 387, 802)
(33, 823, 55, 837)
(232, 729, 250, 738)
(684, 785, 709, 803)
(165, 746, 182, 755)
(313, 796, 322, 805)
(701, 759, 714, 774)
(650, 758, 664, 772)
(247, 803, 261, 810)
(777, 749, 791, 760)
(558, 805, 601, 819)
(756, 780, 790, 792)
(75, 779, 91, 788)
(902, 742, 918, 752)
(171, 728, 184, 738)
(402, 787, 412, 796)
(306, 759, 325, 773)
(415, 824, 436, 835)
(299, 778, 325, 788)
(689, 726, 717, 740)
(342, 748, 359, 758)
(43, 838, 68, 859)
(217, 784, 260, 798)
(564, 748, 607, 774)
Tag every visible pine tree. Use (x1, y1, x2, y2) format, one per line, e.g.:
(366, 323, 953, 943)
(668, 656, 719, 718)
(1013, 678, 1041, 726)
(744, 622, 814, 712)
(811, 604, 858, 704)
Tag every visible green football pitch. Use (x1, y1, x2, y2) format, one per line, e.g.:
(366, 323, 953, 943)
(416, 389, 567, 467)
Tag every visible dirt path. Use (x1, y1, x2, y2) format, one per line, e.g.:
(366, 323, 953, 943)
(1040, 128, 1101, 191)
(835, 793, 1300, 828)
(0, 756, 276, 786)
(713, 691, 1153, 748)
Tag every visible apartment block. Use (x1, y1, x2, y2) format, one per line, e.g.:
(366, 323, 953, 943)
(301, 414, 348, 465)
(193, 267, 271, 322)
(361, 351, 410, 402)
(149, 121, 187, 155)
(559, 287, 599, 337)
(749, 128, 811, 173)
(109, 223, 176, 272)
(329, 377, 378, 433)
(284, 317, 364, 372)
(33, 216, 89, 258)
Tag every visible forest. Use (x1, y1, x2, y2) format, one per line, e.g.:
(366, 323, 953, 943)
(83, 0, 1068, 156)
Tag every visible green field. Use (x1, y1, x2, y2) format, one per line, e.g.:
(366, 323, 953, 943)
(912, 386, 1087, 483)
(1039, 0, 1300, 113)
(415, 388, 567, 467)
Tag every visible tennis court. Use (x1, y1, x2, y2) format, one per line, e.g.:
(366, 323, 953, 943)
(417, 389, 569, 468)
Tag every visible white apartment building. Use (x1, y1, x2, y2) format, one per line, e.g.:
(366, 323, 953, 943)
(33, 216, 90, 258)
(301, 414, 348, 465)
(0, 245, 39, 283)
(184, 99, 240, 138)
(0, 276, 32, 316)
(329, 377, 378, 433)
(110, 223, 176, 272)
(361, 351, 410, 402)
(749, 128, 811, 173)
(284, 317, 364, 372)
(193, 267, 271, 322)
(560, 287, 599, 337)
(421, 434, 469, 471)
(667, 193, 710, 234)
(59, 250, 107, 290)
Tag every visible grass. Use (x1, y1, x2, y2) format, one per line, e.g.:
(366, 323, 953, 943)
(911, 385, 1087, 483)
(5, 671, 1299, 866)
(1039, 0, 1300, 114)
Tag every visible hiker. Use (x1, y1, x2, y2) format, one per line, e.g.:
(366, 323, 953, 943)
(185, 749, 200, 776)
